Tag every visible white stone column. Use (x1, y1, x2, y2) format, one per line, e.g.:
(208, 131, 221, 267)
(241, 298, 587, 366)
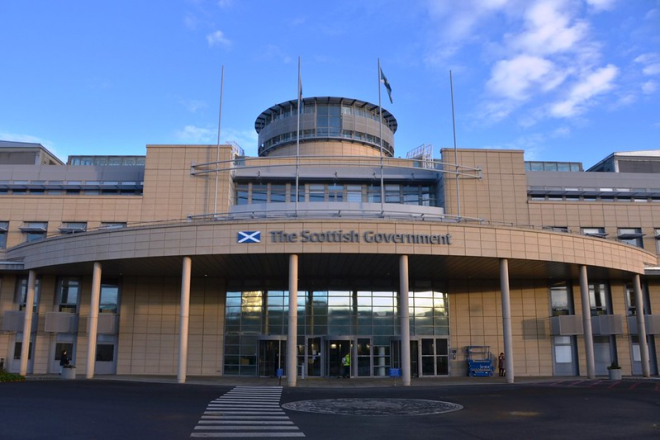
(633, 274, 650, 377)
(579, 265, 596, 379)
(399, 255, 411, 387)
(287, 254, 299, 387)
(19, 270, 37, 376)
(86, 262, 102, 379)
(499, 259, 514, 383)
(177, 256, 192, 384)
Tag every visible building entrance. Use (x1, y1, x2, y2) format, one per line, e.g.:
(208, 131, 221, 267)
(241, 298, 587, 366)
(258, 339, 286, 377)
(328, 339, 352, 378)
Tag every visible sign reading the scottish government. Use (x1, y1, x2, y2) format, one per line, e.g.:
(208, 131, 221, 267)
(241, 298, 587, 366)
(238, 230, 451, 245)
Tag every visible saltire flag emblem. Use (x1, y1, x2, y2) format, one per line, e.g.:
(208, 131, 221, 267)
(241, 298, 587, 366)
(381, 69, 393, 104)
(238, 231, 261, 243)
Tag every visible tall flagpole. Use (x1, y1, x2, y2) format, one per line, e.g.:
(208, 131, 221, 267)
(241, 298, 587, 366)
(214, 65, 224, 216)
(295, 56, 301, 217)
(378, 59, 385, 216)
(449, 70, 461, 219)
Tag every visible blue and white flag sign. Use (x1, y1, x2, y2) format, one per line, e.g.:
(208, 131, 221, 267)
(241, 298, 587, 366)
(238, 231, 261, 244)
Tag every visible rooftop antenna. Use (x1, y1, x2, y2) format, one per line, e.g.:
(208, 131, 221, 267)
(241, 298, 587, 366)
(450, 70, 461, 219)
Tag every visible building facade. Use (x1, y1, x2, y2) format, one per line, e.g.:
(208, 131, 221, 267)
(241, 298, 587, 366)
(0, 97, 658, 385)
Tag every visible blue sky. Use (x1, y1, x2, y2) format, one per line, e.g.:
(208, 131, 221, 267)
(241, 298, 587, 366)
(1, 0, 658, 167)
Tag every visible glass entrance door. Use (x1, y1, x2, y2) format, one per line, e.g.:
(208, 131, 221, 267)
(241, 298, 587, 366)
(394, 338, 449, 377)
(305, 337, 323, 377)
(327, 339, 351, 378)
(419, 338, 449, 376)
(258, 339, 286, 377)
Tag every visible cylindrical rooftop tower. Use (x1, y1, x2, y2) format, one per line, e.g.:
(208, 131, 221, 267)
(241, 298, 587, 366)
(255, 96, 397, 158)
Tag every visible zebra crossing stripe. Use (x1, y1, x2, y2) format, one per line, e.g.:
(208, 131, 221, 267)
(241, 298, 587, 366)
(190, 386, 305, 438)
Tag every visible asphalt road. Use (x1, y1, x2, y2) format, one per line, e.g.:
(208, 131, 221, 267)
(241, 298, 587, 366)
(1, 379, 659, 439)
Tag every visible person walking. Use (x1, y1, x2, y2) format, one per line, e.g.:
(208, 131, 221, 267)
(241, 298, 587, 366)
(498, 352, 505, 377)
(341, 353, 350, 378)
(59, 350, 70, 375)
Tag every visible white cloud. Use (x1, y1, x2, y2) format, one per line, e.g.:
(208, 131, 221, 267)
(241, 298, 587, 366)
(585, 0, 618, 12)
(175, 125, 215, 143)
(550, 64, 619, 117)
(552, 126, 571, 137)
(510, 0, 588, 55)
(206, 30, 231, 48)
(184, 13, 198, 30)
(0, 132, 49, 145)
(255, 44, 292, 64)
(635, 53, 660, 75)
(487, 55, 565, 100)
(0, 131, 59, 156)
(221, 128, 258, 154)
(179, 99, 207, 113)
(424, 0, 514, 42)
(173, 126, 257, 151)
(642, 80, 658, 94)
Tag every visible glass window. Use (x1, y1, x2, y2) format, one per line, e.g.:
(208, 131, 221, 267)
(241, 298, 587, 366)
(251, 184, 268, 204)
(328, 184, 343, 202)
(617, 228, 644, 248)
(582, 227, 606, 238)
(57, 278, 80, 313)
(96, 344, 114, 361)
(0, 221, 7, 249)
(290, 184, 304, 203)
(554, 343, 573, 363)
(100, 222, 127, 229)
(385, 185, 401, 204)
(550, 283, 571, 316)
(15, 276, 41, 312)
(589, 283, 609, 315)
(270, 184, 286, 203)
(308, 184, 325, 202)
(346, 185, 362, 203)
(625, 284, 638, 316)
(23, 221, 47, 242)
(235, 183, 249, 205)
(61, 222, 87, 233)
(100, 282, 120, 314)
(367, 185, 381, 203)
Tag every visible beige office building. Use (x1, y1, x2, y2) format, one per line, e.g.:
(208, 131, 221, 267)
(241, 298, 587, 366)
(0, 97, 658, 385)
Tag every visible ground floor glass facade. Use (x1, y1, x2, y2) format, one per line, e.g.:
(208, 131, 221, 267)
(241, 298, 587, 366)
(223, 287, 449, 377)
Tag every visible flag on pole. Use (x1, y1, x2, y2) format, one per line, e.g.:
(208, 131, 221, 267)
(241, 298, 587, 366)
(380, 69, 393, 104)
(298, 76, 303, 113)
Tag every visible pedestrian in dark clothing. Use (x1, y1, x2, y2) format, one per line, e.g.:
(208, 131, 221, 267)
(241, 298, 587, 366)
(59, 350, 70, 375)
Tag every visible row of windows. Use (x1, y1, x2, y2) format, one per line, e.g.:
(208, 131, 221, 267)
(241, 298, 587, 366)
(0, 189, 142, 196)
(261, 103, 385, 129)
(224, 289, 449, 339)
(260, 129, 392, 154)
(235, 182, 436, 206)
(16, 276, 120, 314)
(545, 227, 656, 251)
(525, 161, 582, 172)
(0, 222, 126, 248)
(530, 195, 660, 202)
(68, 156, 146, 166)
(550, 281, 646, 317)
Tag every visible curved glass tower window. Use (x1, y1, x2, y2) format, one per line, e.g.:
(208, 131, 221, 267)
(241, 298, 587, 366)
(255, 97, 398, 157)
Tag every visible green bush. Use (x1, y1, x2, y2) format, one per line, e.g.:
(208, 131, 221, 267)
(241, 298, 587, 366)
(0, 372, 26, 382)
